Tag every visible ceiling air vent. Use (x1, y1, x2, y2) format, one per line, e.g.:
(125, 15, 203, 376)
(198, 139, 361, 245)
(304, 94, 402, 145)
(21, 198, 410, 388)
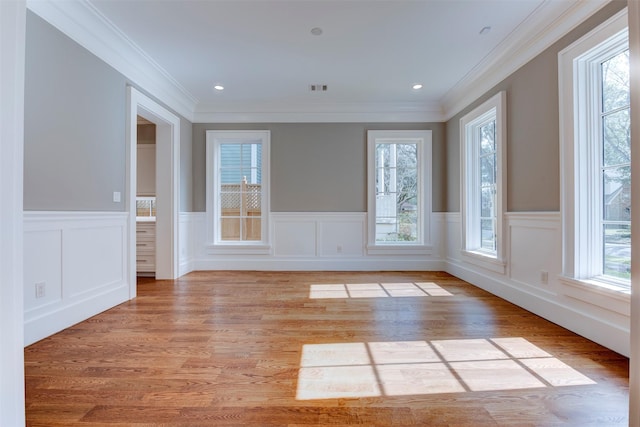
(309, 84, 328, 92)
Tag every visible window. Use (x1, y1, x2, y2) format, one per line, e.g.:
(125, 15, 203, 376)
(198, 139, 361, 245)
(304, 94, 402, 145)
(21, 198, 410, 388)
(135, 197, 156, 221)
(206, 130, 270, 249)
(460, 92, 506, 272)
(367, 130, 432, 253)
(559, 9, 629, 291)
(601, 50, 631, 280)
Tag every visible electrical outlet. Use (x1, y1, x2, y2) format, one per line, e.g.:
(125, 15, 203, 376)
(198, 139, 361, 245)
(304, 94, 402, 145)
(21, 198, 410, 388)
(35, 282, 46, 299)
(540, 271, 548, 285)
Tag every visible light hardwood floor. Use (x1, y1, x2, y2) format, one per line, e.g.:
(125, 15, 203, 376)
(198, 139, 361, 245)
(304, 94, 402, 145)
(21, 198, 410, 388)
(25, 271, 629, 426)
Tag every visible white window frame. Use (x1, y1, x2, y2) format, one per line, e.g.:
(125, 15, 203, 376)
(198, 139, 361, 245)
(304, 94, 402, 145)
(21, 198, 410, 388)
(206, 130, 271, 253)
(559, 9, 629, 293)
(366, 130, 432, 255)
(460, 91, 507, 274)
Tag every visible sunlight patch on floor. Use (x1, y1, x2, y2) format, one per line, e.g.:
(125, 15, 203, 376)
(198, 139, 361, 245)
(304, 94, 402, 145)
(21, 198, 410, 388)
(309, 282, 453, 299)
(296, 337, 596, 400)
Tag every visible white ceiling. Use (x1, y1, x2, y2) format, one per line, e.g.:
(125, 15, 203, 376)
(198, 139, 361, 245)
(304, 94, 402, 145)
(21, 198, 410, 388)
(30, 0, 609, 122)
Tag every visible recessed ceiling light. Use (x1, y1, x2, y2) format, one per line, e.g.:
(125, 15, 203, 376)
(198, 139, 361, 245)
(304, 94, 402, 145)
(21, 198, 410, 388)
(311, 27, 323, 36)
(412, 84, 423, 90)
(213, 85, 224, 91)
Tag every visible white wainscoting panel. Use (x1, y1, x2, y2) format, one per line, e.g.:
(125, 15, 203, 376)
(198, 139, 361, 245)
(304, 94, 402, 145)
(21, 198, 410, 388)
(179, 212, 205, 276)
(507, 212, 561, 297)
(274, 217, 318, 257)
(192, 212, 444, 271)
(444, 212, 461, 263)
(65, 225, 124, 298)
(431, 212, 448, 261)
(24, 212, 130, 345)
(444, 211, 630, 356)
(24, 229, 63, 311)
(319, 217, 364, 257)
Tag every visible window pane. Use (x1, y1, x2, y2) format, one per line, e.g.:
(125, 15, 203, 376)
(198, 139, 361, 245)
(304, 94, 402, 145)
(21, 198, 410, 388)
(220, 144, 241, 168)
(220, 143, 263, 185)
(479, 117, 496, 255)
(603, 223, 631, 280)
(480, 155, 495, 185)
(480, 219, 496, 252)
(245, 188, 262, 215)
(397, 173, 417, 213)
(375, 175, 384, 196)
(220, 189, 241, 215)
(240, 143, 262, 184)
(221, 218, 240, 241)
(376, 144, 391, 167)
(374, 142, 419, 243)
(253, 143, 261, 183)
(244, 218, 262, 241)
(601, 49, 631, 284)
(481, 186, 494, 218)
(603, 166, 631, 221)
(397, 144, 418, 216)
(602, 50, 630, 113)
(602, 109, 630, 167)
(375, 172, 387, 196)
(375, 144, 391, 195)
(397, 144, 417, 169)
(398, 212, 418, 242)
(480, 121, 495, 155)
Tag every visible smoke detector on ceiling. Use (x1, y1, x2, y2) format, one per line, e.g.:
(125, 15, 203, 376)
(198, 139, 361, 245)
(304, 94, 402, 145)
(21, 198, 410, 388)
(309, 84, 328, 92)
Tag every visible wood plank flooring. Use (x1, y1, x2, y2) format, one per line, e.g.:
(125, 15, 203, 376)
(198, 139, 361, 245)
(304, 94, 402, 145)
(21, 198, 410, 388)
(25, 271, 629, 426)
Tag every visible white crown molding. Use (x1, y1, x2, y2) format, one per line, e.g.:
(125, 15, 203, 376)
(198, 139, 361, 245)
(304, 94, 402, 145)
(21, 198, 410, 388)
(26, 0, 198, 122)
(193, 101, 445, 123)
(441, 0, 610, 121)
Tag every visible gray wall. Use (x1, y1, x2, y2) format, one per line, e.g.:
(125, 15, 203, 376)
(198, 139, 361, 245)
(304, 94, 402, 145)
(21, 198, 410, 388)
(192, 122, 446, 212)
(445, 0, 626, 212)
(24, 11, 194, 212)
(25, 11, 127, 211)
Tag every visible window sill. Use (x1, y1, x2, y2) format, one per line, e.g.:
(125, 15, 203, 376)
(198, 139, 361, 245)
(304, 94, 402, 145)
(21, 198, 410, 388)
(460, 250, 506, 274)
(559, 275, 630, 298)
(366, 244, 432, 256)
(206, 244, 272, 255)
(559, 275, 630, 316)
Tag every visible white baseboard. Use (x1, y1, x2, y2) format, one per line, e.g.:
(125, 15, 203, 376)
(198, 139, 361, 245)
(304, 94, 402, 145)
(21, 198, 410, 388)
(194, 258, 446, 272)
(24, 284, 128, 346)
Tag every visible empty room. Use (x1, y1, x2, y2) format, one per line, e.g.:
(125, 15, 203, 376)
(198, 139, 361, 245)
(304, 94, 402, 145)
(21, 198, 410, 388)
(2, 0, 640, 425)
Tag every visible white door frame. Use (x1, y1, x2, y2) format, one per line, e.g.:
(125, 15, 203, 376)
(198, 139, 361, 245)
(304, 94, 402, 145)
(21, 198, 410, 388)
(629, 1, 640, 425)
(126, 87, 180, 295)
(0, 1, 26, 425)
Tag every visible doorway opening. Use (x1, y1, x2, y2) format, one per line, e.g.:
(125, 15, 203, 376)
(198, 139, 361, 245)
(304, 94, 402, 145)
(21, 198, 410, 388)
(126, 87, 180, 298)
